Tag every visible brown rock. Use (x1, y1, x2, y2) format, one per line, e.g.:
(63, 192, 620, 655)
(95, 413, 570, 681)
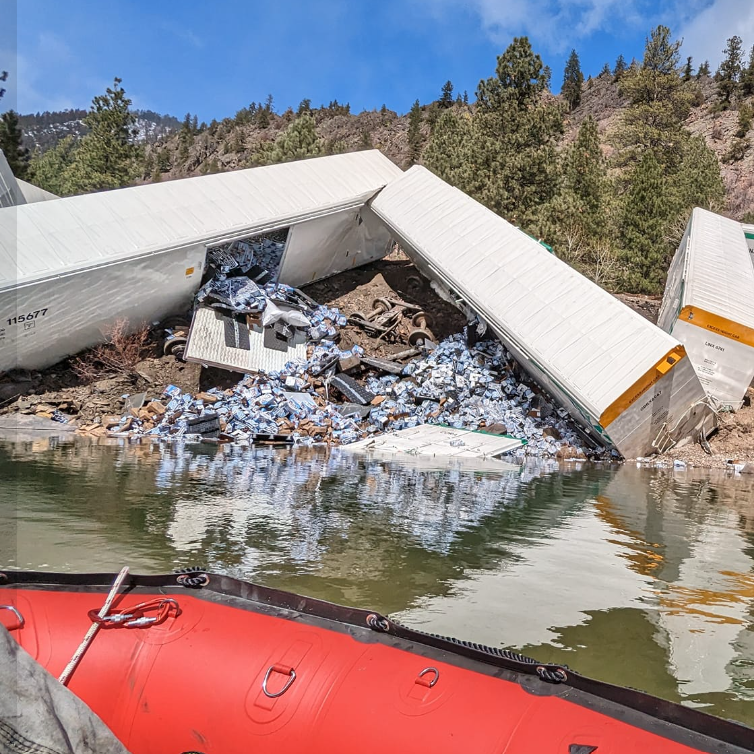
(196, 392, 219, 404)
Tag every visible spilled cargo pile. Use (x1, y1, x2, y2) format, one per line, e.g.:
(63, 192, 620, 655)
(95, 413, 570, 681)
(93, 233, 596, 458)
(110, 332, 593, 458)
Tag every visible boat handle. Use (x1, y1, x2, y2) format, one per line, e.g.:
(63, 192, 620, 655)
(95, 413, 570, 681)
(0, 605, 24, 631)
(416, 667, 440, 688)
(262, 664, 296, 698)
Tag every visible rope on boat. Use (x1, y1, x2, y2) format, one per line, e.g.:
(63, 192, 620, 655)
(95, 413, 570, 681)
(175, 566, 209, 588)
(58, 567, 130, 686)
(373, 615, 569, 683)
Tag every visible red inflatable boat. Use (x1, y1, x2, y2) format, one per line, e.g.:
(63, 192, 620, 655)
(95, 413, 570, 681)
(1, 569, 752, 753)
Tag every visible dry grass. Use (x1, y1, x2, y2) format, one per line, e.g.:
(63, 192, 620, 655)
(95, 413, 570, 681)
(71, 319, 152, 382)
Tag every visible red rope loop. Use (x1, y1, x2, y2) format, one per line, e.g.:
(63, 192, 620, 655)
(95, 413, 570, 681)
(88, 598, 181, 628)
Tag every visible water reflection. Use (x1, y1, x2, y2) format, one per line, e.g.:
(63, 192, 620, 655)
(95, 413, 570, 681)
(0, 439, 752, 725)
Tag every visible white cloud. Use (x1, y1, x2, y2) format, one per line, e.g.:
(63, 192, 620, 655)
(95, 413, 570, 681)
(418, 0, 649, 52)
(676, 0, 754, 68)
(416, 0, 754, 59)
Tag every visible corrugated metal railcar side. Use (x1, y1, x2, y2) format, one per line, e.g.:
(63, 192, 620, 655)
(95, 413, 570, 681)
(0, 152, 402, 373)
(658, 208, 754, 410)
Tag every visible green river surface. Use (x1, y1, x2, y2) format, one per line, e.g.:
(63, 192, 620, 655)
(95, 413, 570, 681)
(1, 437, 753, 727)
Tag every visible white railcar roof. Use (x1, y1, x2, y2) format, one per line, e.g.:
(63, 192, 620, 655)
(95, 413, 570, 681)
(0, 151, 401, 290)
(685, 208, 754, 329)
(370, 166, 682, 418)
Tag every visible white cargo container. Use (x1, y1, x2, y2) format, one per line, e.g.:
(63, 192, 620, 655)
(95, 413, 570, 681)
(0, 149, 58, 208)
(657, 207, 754, 410)
(371, 166, 712, 459)
(0, 151, 400, 373)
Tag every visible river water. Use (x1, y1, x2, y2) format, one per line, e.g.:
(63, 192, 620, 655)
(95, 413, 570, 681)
(1, 437, 753, 726)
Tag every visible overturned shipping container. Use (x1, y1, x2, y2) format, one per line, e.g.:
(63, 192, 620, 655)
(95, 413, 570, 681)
(0, 149, 58, 208)
(0, 151, 400, 373)
(371, 167, 712, 458)
(657, 207, 754, 410)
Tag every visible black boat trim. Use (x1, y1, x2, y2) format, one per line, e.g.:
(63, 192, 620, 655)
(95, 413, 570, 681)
(2, 570, 752, 753)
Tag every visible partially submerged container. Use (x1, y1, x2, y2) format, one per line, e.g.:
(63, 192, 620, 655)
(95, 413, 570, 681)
(370, 166, 713, 458)
(0, 151, 400, 373)
(658, 207, 754, 411)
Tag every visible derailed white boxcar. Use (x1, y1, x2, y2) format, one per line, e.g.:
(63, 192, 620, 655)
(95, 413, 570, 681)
(371, 166, 712, 458)
(0, 149, 58, 208)
(0, 151, 400, 373)
(657, 207, 754, 410)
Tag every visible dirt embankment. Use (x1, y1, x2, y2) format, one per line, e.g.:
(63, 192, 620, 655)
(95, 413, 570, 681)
(1, 255, 751, 468)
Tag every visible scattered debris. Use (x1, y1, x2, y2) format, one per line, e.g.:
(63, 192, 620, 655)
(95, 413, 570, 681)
(344, 424, 524, 460)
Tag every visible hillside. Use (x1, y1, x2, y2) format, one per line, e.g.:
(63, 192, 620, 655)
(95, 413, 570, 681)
(137, 77, 753, 222)
(142, 106, 421, 178)
(18, 109, 180, 152)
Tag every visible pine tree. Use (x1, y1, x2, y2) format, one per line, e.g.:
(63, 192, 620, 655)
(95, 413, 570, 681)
(253, 114, 323, 165)
(64, 77, 140, 194)
(0, 110, 30, 178)
(740, 45, 754, 96)
(697, 60, 710, 78)
(156, 149, 171, 173)
(444, 36, 564, 231)
(439, 80, 454, 108)
(255, 107, 270, 128)
(422, 110, 473, 188)
(600, 62, 611, 77)
(191, 114, 198, 133)
(613, 55, 627, 80)
(619, 151, 672, 293)
(613, 26, 690, 172)
(736, 103, 752, 138)
(27, 137, 78, 195)
(716, 36, 743, 109)
(673, 135, 725, 214)
(407, 99, 423, 164)
(462, 90, 469, 105)
(179, 112, 193, 160)
(477, 37, 550, 110)
(562, 49, 584, 111)
(297, 98, 311, 115)
(682, 56, 693, 82)
(562, 116, 608, 238)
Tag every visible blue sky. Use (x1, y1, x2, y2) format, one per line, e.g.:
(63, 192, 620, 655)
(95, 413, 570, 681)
(2, 0, 753, 120)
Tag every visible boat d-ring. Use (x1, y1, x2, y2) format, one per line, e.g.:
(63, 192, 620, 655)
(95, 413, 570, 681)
(262, 664, 296, 698)
(416, 667, 440, 688)
(0, 605, 24, 631)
